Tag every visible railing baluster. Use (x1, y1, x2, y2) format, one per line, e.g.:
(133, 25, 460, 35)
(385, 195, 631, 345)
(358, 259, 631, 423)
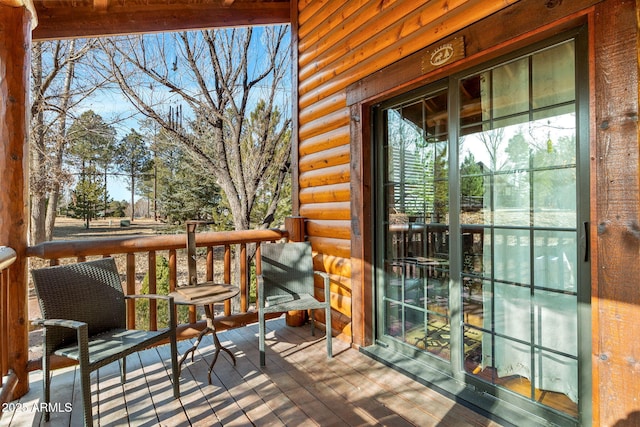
(168, 249, 178, 323)
(0, 247, 17, 403)
(206, 246, 213, 281)
(148, 250, 157, 331)
(224, 244, 231, 316)
(255, 243, 262, 305)
(126, 253, 136, 329)
(169, 249, 177, 292)
(240, 243, 247, 313)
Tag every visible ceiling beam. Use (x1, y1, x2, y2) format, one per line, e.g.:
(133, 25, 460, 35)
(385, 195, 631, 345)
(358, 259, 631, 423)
(32, 0, 290, 41)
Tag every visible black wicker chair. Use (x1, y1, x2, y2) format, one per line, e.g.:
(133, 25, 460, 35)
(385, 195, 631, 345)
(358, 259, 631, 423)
(31, 257, 180, 427)
(258, 242, 332, 366)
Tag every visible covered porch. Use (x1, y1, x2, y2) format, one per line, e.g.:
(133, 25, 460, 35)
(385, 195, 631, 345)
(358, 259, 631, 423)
(1, 317, 501, 426)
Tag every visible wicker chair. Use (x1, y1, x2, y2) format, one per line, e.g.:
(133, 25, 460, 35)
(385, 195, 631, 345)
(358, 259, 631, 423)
(31, 257, 180, 427)
(258, 242, 332, 366)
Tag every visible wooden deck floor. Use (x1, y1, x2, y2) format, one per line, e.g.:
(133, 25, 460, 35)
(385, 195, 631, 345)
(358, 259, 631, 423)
(1, 317, 503, 426)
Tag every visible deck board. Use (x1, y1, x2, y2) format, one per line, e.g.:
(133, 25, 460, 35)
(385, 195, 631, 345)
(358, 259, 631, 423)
(0, 317, 504, 426)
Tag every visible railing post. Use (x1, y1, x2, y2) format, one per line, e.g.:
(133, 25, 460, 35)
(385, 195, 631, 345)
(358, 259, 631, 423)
(285, 216, 306, 242)
(0, 3, 34, 400)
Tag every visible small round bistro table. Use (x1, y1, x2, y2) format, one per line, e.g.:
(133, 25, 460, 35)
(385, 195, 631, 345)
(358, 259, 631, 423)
(169, 282, 239, 384)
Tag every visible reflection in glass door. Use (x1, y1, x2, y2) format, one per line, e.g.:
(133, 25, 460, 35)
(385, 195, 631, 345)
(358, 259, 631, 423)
(460, 40, 580, 417)
(380, 89, 451, 361)
(375, 35, 586, 422)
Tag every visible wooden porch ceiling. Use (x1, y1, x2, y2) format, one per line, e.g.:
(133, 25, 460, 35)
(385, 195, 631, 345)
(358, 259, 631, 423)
(31, 0, 290, 41)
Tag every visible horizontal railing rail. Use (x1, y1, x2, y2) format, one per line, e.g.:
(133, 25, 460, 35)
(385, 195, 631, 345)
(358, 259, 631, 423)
(0, 246, 18, 407)
(26, 228, 288, 372)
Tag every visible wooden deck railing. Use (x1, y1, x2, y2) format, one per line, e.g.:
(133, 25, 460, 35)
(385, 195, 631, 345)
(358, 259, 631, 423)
(25, 227, 289, 371)
(0, 246, 18, 406)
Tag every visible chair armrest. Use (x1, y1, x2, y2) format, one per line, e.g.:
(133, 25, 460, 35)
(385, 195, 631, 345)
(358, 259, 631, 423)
(32, 318, 87, 330)
(32, 318, 90, 360)
(314, 271, 331, 302)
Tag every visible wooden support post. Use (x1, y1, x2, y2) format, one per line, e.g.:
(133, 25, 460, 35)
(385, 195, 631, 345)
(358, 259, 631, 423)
(593, 1, 640, 425)
(285, 216, 305, 242)
(0, 2, 33, 400)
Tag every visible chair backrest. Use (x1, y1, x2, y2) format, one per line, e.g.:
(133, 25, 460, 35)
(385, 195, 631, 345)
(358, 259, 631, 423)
(31, 257, 126, 351)
(260, 242, 314, 298)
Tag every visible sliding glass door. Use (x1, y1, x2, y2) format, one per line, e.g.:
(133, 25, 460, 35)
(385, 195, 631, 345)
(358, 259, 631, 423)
(375, 33, 588, 424)
(379, 88, 451, 361)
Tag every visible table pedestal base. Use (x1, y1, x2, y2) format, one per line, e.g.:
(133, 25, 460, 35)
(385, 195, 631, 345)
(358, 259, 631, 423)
(178, 305, 236, 384)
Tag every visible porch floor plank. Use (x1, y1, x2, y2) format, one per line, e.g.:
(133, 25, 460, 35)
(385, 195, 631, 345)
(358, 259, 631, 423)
(0, 317, 505, 426)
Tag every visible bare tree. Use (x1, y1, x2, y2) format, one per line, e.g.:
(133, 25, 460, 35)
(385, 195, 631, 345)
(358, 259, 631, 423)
(29, 39, 101, 243)
(98, 26, 291, 231)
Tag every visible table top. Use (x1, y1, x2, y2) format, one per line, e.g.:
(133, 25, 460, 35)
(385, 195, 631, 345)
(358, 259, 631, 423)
(169, 282, 239, 306)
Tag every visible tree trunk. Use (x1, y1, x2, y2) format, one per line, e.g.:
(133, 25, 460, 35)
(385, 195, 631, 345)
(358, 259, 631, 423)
(44, 182, 60, 241)
(130, 173, 135, 222)
(29, 42, 47, 244)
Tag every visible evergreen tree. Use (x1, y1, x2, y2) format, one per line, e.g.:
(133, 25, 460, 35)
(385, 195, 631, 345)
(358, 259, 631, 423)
(156, 141, 223, 225)
(68, 171, 109, 226)
(460, 152, 485, 211)
(114, 129, 153, 221)
(67, 110, 116, 227)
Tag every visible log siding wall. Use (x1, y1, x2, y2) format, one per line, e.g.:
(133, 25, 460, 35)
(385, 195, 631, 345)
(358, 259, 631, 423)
(295, 0, 517, 338)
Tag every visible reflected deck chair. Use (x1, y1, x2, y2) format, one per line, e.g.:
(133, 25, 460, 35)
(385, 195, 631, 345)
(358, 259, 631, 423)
(257, 242, 332, 366)
(31, 257, 180, 427)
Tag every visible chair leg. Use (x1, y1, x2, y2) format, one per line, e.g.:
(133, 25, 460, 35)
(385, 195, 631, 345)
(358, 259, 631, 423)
(325, 305, 332, 359)
(170, 333, 180, 398)
(76, 326, 93, 427)
(310, 309, 315, 336)
(259, 309, 266, 366)
(79, 364, 93, 427)
(42, 354, 51, 422)
(120, 355, 127, 383)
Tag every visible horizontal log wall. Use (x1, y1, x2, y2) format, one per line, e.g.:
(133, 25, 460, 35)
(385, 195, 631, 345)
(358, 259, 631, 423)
(295, 0, 516, 338)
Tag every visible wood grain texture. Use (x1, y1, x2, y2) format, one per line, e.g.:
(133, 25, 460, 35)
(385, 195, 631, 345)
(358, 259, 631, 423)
(299, 183, 351, 204)
(306, 219, 352, 240)
(298, 107, 350, 140)
(299, 163, 350, 188)
(299, 126, 349, 156)
(32, 0, 290, 40)
(299, 201, 351, 220)
(1, 320, 503, 426)
(593, 1, 640, 425)
(313, 252, 352, 278)
(299, 143, 350, 172)
(0, 4, 31, 399)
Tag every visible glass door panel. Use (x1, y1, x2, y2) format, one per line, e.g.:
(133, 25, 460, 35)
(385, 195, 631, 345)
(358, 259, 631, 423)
(381, 90, 451, 361)
(376, 35, 585, 422)
(459, 39, 579, 417)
